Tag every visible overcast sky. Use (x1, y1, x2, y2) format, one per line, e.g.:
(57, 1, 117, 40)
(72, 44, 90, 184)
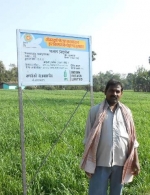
(1, 0, 150, 75)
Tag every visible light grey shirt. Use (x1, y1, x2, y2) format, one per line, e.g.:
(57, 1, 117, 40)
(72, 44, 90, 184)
(84, 102, 139, 167)
(96, 104, 129, 166)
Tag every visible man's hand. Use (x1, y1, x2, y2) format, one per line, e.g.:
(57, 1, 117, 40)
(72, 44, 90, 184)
(85, 172, 92, 178)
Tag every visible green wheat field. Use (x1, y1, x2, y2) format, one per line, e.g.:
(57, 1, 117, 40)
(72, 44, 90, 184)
(0, 89, 150, 195)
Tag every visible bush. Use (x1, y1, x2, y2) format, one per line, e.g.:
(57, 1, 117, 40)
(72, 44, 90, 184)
(25, 86, 36, 90)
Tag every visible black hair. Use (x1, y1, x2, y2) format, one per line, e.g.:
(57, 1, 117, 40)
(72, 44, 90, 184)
(105, 79, 123, 92)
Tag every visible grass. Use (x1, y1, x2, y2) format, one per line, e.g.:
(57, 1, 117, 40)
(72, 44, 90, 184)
(0, 89, 150, 194)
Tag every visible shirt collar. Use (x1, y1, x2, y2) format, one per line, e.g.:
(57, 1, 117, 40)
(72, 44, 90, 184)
(105, 99, 121, 110)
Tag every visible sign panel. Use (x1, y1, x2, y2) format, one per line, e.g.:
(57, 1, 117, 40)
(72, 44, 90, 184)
(17, 30, 92, 86)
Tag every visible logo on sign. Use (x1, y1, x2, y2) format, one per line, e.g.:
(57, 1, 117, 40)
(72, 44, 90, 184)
(24, 34, 33, 42)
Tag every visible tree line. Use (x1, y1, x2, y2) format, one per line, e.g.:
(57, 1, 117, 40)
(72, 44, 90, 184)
(0, 60, 150, 92)
(93, 66, 150, 92)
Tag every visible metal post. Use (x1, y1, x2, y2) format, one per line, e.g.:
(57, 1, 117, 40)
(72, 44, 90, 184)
(90, 85, 94, 107)
(89, 37, 94, 107)
(18, 87, 27, 195)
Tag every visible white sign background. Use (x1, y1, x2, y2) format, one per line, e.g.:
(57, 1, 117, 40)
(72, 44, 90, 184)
(17, 30, 92, 86)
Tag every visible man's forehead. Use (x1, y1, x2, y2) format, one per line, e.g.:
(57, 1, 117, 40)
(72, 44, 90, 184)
(108, 85, 122, 90)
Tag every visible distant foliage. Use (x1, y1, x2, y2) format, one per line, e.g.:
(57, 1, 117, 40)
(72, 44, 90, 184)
(93, 67, 150, 92)
(0, 61, 18, 83)
(92, 51, 97, 61)
(25, 86, 37, 90)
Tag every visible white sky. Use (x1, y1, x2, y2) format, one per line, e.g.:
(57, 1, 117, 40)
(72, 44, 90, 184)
(0, 0, 150, 75)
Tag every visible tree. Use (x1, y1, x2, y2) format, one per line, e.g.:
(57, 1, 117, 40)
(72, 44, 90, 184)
(0, 61, 6, 82)
(124, 73, 135, 90)
(0, 61, 5, 74)
(133, 66, 150, 92)
(0, 62, 18, 83)
(92, 51, 97, 61)
(93, 70, 122, 92)
(93, 75, 100, 92)
(10, 66, 18, 82)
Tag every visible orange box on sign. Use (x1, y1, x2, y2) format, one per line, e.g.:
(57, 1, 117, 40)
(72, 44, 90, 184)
(44, 37, 86, 50)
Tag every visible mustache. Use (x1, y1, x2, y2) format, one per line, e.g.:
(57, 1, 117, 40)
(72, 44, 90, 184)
(110, 96, 117, 99)
(110, 95, 117, 98)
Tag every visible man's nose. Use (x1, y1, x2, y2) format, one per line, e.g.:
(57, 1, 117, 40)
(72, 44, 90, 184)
(112, 91, 117, 95)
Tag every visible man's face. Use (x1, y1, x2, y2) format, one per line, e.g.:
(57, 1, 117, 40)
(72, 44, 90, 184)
(105, 84, 123, 105)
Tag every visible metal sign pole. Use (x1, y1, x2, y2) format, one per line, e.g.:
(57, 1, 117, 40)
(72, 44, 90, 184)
(18, 87, 27, 195)
(90, 85, 94, 107)
(89, 38, 94, 107)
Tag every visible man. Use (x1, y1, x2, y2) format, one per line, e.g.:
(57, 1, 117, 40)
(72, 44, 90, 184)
(80, 79, 140, 195)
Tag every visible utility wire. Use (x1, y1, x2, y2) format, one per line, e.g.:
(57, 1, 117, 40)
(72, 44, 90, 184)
(25, 90, 88, 189)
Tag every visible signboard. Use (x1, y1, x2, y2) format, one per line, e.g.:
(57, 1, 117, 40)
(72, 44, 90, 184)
(16, 29, 92, 86)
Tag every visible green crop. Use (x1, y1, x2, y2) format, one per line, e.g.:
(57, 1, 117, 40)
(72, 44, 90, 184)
(0, 89, 150, 195)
